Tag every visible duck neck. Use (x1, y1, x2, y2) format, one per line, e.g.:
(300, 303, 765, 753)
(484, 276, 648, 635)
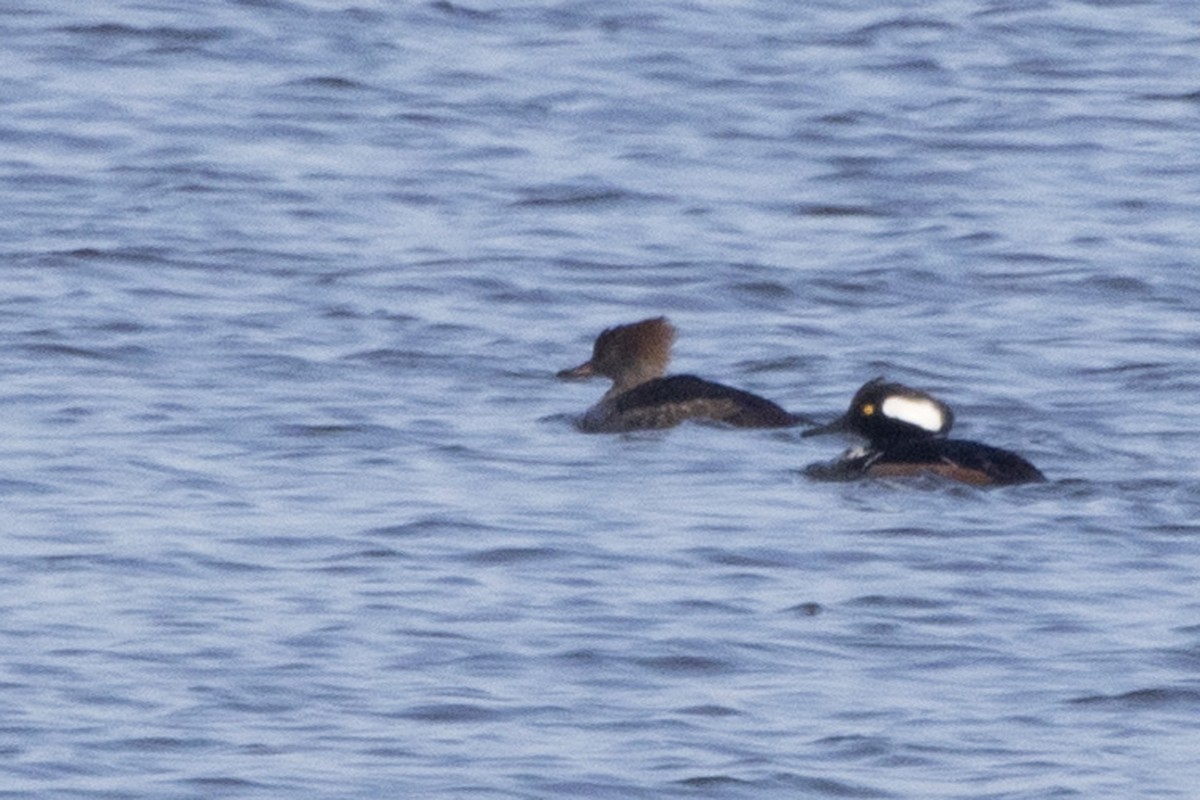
(605, 364, 661, 397)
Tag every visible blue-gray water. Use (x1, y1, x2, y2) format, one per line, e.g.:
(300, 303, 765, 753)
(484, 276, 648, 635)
(3, 1, 1200, 798)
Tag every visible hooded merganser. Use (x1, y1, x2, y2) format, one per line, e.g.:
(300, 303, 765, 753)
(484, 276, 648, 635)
(802, 378, 1045, 486)
(557, 316, 807, 433)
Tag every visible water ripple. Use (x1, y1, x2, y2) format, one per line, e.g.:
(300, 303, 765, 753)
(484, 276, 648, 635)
(3, 1, 1200, 798)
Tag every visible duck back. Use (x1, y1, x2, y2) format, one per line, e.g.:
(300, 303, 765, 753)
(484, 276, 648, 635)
(580, 374, 801, 432)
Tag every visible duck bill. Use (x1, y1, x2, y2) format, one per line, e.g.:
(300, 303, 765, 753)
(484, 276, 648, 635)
(556, 360, 595, 380)
(801, 414, 850, 438)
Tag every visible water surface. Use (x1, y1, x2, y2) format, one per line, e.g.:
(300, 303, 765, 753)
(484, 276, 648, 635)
(2, 1, 1200, 798)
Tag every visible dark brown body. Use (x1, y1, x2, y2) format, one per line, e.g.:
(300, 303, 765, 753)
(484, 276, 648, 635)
(805, 437, 1045, 486)
(559, 317, 806, 433)
(578, 374, 801, 433)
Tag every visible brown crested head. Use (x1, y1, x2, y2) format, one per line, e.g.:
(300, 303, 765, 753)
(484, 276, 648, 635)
(557, 316, 675, 388)
(590, 317, 675, 381)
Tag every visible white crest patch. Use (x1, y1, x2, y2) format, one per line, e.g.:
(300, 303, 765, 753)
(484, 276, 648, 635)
(881, 395, 946, 433)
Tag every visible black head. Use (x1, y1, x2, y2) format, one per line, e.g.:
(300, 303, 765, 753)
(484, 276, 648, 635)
(803, 378, 954, 445)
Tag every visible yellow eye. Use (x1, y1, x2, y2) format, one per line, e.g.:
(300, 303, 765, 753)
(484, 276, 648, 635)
(861, 403, 875, 416)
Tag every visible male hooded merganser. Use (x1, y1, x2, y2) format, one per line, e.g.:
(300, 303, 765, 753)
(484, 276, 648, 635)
(557, 316, 807, 433)
(802, 378, 1044, 486)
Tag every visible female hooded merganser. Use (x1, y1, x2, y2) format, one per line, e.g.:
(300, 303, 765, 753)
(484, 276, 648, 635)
(557, 316, 807, 433)
(802, 378, 1044, 486)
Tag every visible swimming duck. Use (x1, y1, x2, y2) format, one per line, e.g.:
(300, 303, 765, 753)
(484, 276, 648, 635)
(802, 378, 1044, 486)
(557, 317, 806, 433)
